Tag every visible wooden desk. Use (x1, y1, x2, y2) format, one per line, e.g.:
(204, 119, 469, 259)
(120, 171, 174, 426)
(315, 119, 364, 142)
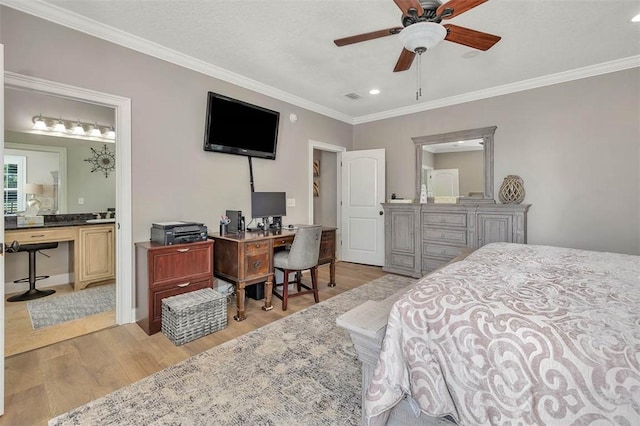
(5, 224, 115, 291)
(210, 227, 336, 321)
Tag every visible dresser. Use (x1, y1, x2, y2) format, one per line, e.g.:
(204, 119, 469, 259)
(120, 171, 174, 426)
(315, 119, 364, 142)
(135, 240, 214, 335)
(383, 202, 529, 276)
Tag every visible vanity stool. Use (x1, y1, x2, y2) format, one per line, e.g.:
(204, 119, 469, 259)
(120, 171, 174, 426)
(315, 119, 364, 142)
(6, 241, 58, 302)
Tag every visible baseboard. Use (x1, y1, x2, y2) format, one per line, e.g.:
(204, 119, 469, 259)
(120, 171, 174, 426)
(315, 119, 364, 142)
(5, 273, 71, 294)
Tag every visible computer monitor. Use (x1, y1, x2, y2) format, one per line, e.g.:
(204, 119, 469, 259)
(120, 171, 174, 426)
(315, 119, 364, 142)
(251, 191, 286, 228)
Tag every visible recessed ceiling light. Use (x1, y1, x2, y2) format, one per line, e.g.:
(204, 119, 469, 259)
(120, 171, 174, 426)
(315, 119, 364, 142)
(369, 89, 381, 95)
(632, 13, 640, 22)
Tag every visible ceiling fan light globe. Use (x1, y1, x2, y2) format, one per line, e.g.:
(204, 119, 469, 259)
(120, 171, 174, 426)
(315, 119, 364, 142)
(399, 22, 446, 53)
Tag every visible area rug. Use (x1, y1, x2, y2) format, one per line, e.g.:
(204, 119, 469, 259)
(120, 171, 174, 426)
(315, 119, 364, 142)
(27, 284, 116, 329)
(49, 274, 416, 426)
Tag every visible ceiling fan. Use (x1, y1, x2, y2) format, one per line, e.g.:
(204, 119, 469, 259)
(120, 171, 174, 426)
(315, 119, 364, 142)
(334, 0, 501, 73)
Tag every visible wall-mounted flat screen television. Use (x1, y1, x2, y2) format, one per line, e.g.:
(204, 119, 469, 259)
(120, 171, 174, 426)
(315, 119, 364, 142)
(203, 91, 280, 160)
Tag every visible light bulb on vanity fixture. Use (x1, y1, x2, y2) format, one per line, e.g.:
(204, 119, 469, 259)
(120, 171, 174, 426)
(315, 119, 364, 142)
(53, 118, 67, 133)
(30, 115, 115, 141)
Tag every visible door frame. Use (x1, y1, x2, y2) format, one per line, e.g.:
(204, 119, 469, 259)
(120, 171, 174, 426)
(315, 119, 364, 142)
(308, 140, 346, 260)
(4, 72, 134, 324)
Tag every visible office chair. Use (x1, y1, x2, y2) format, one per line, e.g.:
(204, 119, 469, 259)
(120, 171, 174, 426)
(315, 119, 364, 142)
(272, 225, 322, 311)
(6, 240, 58, 302)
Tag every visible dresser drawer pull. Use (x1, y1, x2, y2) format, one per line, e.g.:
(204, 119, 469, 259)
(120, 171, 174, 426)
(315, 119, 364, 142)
(176, 282, 190, 288)
(177, 248, 190, 253)
(254, 244, 261, 248)
(253, 260, 262, 269)
(30, 234, 46, 238)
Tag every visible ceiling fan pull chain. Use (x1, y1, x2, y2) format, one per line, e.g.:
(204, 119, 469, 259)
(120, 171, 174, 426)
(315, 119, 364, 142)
(416, 52, 423, 100)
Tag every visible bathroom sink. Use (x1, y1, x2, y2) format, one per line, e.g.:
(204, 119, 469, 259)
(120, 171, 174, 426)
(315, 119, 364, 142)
(86, 218, 116, 223)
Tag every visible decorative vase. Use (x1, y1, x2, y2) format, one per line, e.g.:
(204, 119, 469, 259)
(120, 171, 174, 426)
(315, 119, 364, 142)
(499, 175, 525, 204)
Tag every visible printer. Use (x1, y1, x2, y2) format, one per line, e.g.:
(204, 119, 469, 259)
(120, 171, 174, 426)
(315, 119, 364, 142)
(150, 221, 208, 245)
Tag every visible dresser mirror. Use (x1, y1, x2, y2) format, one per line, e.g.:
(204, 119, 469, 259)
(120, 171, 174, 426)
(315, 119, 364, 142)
(413, 126, 496, 203)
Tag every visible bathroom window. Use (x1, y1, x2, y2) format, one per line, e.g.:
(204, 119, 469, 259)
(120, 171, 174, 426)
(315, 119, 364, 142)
(4, 155, 26, 214)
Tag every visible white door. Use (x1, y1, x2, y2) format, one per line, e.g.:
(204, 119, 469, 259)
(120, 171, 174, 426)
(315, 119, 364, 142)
(340, 149, 385, 266)
(430, 168, 459, 197)
(1, 43, 6, 416)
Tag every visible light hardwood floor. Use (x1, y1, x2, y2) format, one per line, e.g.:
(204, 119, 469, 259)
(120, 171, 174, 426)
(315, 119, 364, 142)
(2, 262, 386, 426)
(5, 282, 116, 357)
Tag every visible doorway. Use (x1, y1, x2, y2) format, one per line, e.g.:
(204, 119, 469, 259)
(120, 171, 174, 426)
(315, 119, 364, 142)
(308, 140, 345, 259)
(3, 72, 133, 356)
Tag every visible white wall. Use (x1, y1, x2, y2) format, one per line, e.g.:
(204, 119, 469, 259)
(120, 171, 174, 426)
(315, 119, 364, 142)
(354, 69, 640, 255)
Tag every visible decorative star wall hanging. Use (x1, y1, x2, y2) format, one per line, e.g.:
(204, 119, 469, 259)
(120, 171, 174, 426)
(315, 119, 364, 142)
(85, 144, 115, 178)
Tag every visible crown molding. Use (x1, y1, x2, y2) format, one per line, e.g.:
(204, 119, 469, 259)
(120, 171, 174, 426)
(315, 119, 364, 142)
(3, 0, 638, 127)
(353, 55, 640, 124)
(0, 0, 354, 124)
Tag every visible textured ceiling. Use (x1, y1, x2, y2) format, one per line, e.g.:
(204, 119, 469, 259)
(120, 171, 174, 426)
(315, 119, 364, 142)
(5, 0, 640, 123)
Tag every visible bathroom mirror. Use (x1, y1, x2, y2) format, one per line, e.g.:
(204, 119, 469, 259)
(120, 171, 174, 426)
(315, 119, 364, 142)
(413, 126, 496, 203)
(4, 87, 116, 215)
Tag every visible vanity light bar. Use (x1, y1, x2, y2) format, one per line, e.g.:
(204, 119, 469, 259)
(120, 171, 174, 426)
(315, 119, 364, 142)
(31, 115, 115, 140)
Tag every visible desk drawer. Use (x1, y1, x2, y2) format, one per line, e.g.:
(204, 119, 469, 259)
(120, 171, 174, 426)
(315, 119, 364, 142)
(319, 230, 336, 263)
(272, 236, 294, 248)
(6, 227, 76, 244)
(244, 240, 270, 255)
(244, 252, 270, 279)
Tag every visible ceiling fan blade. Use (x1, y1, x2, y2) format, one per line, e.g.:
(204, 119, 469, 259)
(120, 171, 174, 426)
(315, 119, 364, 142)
(443, 24, 501, 51)
(437, 0, 488, 19)
(334, 27, 403, 46)
(393, 0, 424, 17)
(393, 49, 416, 72)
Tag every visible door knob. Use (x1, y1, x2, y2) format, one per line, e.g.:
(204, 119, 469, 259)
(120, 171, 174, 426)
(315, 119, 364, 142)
(379, 211, 383, 215)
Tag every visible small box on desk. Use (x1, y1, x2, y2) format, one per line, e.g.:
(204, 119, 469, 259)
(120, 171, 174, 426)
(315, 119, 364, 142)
(161, 288, 227, 346)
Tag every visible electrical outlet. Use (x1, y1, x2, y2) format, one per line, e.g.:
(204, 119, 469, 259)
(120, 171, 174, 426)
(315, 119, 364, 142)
(287, 198, 296, 207)
(78, 197, 84, 205)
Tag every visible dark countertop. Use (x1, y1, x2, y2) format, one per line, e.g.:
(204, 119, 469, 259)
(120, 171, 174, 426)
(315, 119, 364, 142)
(4, 213, 114, 230)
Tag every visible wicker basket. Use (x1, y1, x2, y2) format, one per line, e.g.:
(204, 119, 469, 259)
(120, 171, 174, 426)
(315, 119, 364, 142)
(162, 288, 227, 346)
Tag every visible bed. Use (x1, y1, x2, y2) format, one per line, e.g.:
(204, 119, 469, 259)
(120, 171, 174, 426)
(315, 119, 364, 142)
(363, 242, 640, 425)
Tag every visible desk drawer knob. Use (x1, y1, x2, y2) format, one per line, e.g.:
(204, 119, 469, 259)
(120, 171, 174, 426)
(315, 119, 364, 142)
(177, 248, 190, 253)
(253, 260, 262, 269)
(177, 282, 190, 288)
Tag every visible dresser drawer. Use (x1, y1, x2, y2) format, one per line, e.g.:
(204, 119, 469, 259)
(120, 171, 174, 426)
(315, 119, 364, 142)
(423, 227, 467, 245)
(150, 243, 213, 287)
(422, 256, 450, 273)
(422, 212, 467, 227)
(422, 243, 461, 258)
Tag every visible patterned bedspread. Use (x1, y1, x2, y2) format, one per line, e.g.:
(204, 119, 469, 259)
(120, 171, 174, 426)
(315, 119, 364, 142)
(366, 243, 640, 425)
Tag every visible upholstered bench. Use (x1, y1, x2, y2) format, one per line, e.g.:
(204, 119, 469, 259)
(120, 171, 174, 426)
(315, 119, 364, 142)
(336, 249, 473, 426)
